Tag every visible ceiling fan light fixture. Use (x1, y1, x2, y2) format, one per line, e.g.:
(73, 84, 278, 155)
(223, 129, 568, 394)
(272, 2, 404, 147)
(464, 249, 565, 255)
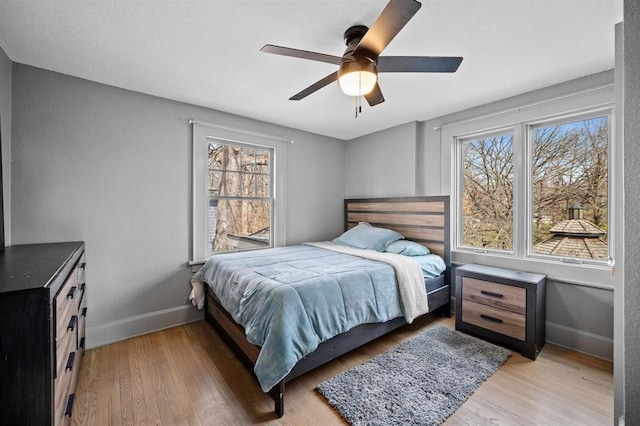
(337, 59, 378, 97)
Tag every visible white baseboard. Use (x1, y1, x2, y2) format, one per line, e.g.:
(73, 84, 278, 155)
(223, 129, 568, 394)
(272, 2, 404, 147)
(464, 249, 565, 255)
(545, 321, 613, 362)
(85, 305, 204, 349)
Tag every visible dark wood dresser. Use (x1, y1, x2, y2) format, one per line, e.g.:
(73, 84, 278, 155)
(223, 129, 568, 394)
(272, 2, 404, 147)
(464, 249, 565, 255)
(455, 263, 546, 360)
(0, 242, 87, 425)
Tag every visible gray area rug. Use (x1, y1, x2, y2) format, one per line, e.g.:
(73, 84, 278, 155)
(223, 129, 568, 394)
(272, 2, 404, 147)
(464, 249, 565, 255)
(316, 325, 511, 426)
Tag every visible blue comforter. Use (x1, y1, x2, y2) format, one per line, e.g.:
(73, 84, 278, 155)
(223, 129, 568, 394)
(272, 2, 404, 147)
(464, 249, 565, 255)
(191, 244, 406, 392)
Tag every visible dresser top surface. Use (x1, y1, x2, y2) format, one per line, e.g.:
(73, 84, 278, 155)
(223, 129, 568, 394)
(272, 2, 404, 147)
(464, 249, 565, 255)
(456, 263, 546, 284)
(0, 242, 84, 293)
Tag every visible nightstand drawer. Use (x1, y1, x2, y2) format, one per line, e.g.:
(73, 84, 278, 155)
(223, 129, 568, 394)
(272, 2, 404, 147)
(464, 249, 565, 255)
(462, 277, 526, 314)
(462, 300, 526, 341)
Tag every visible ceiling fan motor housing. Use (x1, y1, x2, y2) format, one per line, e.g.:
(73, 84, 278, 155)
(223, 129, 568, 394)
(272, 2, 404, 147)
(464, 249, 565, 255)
(343, 25, 374, 61)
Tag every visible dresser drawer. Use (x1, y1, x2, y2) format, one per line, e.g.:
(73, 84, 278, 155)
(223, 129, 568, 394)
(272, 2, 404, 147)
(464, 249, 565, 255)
(54, 350, 76, 425)
(78, 306, 87, 354)
(56, 324, 76, 377)
(462, 300, 526, 341)
(55, 263, 80, 339)
(462, 277, 526, 314)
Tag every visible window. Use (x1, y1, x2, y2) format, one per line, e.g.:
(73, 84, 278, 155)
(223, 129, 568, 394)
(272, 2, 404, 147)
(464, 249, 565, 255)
(192, 121, 287, 261)
(456, 111, 610, 266)
(207, 141, 272, 253)
(530, 115, 609, 261)
(446, 80, 615, 289)
(460, 131, 514, 252)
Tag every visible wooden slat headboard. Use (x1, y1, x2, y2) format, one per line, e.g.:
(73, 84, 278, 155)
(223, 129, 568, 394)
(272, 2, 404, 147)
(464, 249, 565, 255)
(344, 196, 450, 266)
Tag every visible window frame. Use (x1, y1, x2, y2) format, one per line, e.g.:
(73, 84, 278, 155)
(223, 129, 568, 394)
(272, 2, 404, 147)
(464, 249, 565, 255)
(191, 121, 287, 262)
(447, 84, 615, 288)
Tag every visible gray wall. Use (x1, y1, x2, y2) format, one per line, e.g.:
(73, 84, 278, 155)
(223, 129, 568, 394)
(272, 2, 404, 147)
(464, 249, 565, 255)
(345, 72, 615, 361)
(623, 0, 640, 422)
(11, 64, 345, 347)
(345, 121, 418, 198)
(0, 46, 10, 246)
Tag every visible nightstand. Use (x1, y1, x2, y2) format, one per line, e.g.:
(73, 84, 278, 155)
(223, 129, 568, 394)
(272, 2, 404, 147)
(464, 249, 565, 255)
(455, 264, 546, 360)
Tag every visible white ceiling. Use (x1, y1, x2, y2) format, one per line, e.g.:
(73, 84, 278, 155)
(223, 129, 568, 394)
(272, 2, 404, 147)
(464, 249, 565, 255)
(0, 0, 623, 140)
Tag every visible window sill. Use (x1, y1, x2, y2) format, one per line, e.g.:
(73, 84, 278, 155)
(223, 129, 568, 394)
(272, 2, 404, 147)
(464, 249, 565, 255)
(452, 250, 614, 290)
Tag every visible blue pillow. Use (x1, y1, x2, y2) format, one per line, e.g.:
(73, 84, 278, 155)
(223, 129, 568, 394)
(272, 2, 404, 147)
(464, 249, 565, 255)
(414, 254, 447, 279)
(385, 240, 430, 256)
(333, 222, 403, 252)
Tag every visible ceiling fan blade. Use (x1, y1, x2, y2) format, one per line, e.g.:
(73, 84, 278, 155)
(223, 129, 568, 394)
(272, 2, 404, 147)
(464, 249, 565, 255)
(364, 83, 385, 106)
(290, 71, 339, 100)
(378, 56, 463, 73)
(353, 0, 422, 60)
(261, 44, 342, 65)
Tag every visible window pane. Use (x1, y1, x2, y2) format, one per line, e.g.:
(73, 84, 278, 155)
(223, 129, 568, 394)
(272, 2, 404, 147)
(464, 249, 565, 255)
(255, 149, 270, 173)
(240, 173, 255, 197)
(241, 148, 255, 172)
(460, 133, 514, 251)
(208, 171, 221, 195)
(531, 117, 608, 260)
(255, 174, 269, 198)
(208, 199, 271, 252)
(208, 143, 223, 169)
(221, 172, 241, 197)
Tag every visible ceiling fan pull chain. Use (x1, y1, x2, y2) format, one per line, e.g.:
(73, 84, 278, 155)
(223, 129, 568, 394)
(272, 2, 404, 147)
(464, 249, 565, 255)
(358, 74, 363, 117)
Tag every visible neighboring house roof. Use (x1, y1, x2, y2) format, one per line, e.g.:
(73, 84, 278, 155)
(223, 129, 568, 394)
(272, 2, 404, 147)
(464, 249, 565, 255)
(534, 208, 607, 259)
(533, 234, 608, 259)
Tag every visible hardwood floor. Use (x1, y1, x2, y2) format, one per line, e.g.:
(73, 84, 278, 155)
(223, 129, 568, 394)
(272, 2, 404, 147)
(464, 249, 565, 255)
(72, 315, 613, 425)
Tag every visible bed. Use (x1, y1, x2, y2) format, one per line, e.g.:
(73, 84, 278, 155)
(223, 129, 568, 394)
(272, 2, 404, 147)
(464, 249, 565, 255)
(190, 196, 451, 417)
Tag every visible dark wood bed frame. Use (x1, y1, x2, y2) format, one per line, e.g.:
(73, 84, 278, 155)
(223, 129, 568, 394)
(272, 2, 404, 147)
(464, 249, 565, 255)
(203, 196, 451, 417)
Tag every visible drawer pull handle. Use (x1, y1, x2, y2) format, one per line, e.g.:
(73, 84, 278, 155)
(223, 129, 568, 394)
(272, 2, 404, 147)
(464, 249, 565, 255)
(82, 307, 88, 317)
(67, 315, 77, 331)
(65, 394, 75, 417)
(80, 262, 87, 270)
(79, 337, 86, 350)
(67, 286, 77, 299)
(65, 351, 76, 371)
(480, 314, 504, 324)
(80, 282, 86, 292)
(481, 290, 504, 298)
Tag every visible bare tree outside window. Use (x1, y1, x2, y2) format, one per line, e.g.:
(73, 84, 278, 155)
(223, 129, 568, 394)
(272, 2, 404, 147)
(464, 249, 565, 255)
(461, 133, 514, 251)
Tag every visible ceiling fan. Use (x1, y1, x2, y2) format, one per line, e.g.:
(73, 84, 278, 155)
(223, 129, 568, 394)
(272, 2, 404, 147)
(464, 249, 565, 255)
(260, 0, 463, 109)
